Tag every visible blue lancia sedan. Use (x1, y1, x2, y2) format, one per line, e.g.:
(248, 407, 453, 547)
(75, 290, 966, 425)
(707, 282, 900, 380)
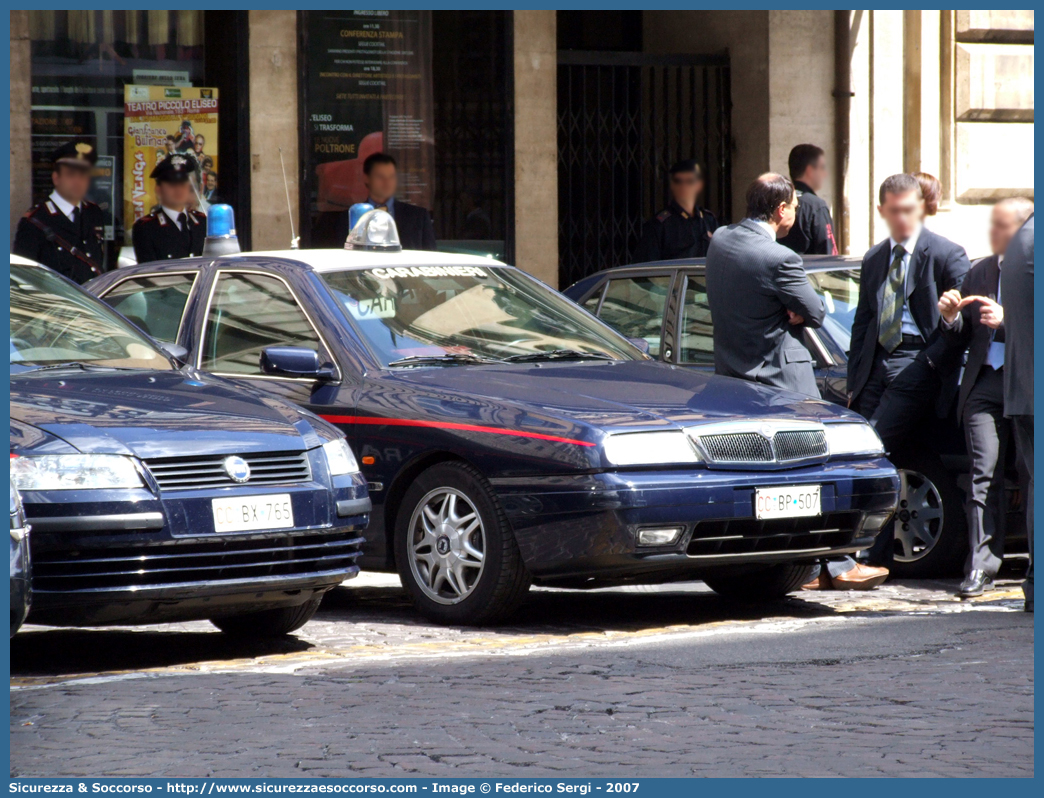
(86, 221, 899, 625)
(11, 257, 370, 636)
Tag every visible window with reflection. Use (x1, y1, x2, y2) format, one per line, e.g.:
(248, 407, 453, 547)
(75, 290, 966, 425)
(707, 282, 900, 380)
(202, 273, 322, 375)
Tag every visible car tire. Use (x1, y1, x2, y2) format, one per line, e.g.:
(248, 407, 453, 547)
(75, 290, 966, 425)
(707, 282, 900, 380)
(395, 461, 530, 625)
(210, 595, 323, 638)
(703, 562, 816, 601)
(887, 455, 968, 579)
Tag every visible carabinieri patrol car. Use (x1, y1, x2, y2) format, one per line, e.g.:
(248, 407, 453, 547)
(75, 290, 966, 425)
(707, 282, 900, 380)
(87, 210, 900, 625)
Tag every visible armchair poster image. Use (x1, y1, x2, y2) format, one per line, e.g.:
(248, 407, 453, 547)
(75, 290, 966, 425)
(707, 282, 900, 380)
(122, 84, 218, 234)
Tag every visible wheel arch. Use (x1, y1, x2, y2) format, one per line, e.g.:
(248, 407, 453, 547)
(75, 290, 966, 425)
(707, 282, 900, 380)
(382, 450, 476, 571)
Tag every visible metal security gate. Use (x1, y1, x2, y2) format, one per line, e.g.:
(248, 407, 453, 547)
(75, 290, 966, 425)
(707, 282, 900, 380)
(557, 52, 731, 287)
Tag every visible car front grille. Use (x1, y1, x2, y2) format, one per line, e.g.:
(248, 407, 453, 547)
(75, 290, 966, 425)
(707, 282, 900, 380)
(144, 451, 311, 491)
(686, 511, 862, 557)
(773, 430, 828, 461)
(690, 427, 828, 465)
(31, 531, 364, 593)
(699, 432, 773, 462)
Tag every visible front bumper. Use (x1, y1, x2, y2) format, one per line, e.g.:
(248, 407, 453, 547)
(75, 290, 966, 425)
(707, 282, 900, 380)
(492, 458, 899, 585)
(22, 472, 370, 626)
(10, 526, 31, 636)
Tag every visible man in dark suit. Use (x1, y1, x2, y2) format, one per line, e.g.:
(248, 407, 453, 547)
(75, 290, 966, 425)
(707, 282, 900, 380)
(334, 153, 436, 250)
(634, 159, 719, 262)
(706, 173, 825, 396)
(708, 174, 887, 590)
(131, 154, 207, 264)
(13, 141, 105, 283)
(938, 198, 1033, 598)
(777, 144, 838, 256)
(1001, 211, 1034, 613)
(848, 173, 971, 565)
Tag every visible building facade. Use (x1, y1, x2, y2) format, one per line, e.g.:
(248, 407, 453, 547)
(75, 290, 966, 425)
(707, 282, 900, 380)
(9, 10, 1033, 285)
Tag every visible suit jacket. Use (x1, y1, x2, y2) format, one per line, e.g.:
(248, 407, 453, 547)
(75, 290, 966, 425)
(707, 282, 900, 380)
(13, 199, 105, 284)
(705, 218, 826, 396)
(131, 208, 207, 264)
(1002, 213, 1033, 417)
(335, 199, 436, 251)
(848, 227, 970, 414)
(940, 255, 1001, 418)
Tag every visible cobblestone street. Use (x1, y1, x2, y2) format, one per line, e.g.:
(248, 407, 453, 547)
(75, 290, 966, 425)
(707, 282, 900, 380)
(10, 571, 1034, 778)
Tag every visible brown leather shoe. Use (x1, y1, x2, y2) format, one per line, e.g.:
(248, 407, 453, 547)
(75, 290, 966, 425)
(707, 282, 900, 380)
(801, 572, 831, 590)
(830, 562, 889, 590)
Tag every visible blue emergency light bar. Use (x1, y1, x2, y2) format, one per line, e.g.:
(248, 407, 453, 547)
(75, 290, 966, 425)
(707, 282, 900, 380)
(203, 204, 241, 256)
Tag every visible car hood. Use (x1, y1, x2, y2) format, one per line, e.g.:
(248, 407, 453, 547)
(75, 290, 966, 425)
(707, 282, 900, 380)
(382, 359, 860, 435)
(10, 369, 323, 459)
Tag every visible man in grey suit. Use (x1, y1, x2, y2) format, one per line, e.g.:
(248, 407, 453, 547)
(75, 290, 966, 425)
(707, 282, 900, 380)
(938, 198, 1033, 599)
(705, 173, 825, 396)
(1001, 211, 1034, 613)
(707, 173, 888, 590)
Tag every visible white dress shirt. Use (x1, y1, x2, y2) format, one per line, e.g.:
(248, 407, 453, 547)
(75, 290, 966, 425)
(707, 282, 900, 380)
(48, 191, 81, 223)
(161, 206, 187, 231)
(888, 226, 922, 337)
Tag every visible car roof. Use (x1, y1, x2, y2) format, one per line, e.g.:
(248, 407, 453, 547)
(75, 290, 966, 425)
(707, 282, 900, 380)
(10, 255, 41, 267)
(579, 254, 863, 280)
(220, 248, 507, 273)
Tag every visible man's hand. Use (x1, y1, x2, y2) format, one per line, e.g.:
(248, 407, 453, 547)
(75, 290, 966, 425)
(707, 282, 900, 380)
(957, 295, 1004, 329)
(787, 310, 805, 326)
(938, 289, 962, 324)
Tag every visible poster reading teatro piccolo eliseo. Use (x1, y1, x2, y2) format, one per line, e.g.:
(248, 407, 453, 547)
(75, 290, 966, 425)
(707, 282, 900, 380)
(123, 84, 219, 238)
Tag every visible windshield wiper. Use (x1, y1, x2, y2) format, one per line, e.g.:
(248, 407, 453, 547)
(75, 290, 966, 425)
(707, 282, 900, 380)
(501, 349, 616, 363)
(13, 362, 133, 374)
(387, 353, 498, 368)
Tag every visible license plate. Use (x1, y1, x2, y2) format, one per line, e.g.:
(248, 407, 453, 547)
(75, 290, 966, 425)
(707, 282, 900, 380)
(212, 494, 294, 532)
(755, 485, 821, 520)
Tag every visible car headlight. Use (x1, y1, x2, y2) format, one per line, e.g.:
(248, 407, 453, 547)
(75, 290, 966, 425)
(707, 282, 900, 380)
(603, 431, 700, 466)
(10, 454, 143, 491)
(322, 437, 360, 476)
(824, 422, 885, 457)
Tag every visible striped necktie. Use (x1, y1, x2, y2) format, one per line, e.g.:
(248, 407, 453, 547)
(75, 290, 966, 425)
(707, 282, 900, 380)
(878, 244, 907, 353)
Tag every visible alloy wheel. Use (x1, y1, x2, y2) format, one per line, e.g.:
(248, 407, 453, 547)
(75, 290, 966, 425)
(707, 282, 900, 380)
(407, 487, 486, 604)
(892, 469, 945, 562)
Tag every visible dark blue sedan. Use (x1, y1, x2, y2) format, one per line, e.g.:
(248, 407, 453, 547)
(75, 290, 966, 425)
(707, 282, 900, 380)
(11, 257, 370, 636)
(87, 241, 899, 625)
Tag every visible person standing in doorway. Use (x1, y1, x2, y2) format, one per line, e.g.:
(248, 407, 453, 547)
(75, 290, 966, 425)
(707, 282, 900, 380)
(633, 159, 719, 262)
(777, 144, 838, 256)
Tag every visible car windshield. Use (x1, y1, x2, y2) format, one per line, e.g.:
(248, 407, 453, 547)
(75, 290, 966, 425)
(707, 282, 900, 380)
(806, 268, 861, 353)
(10, 264, 172, 372)
(321, 264, 638, 366)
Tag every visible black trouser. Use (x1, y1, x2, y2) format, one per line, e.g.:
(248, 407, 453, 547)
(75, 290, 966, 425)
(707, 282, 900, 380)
(853, 339, 943, 566)
(962, 367, 1010, 578)
(1011, 415, 1034, 604)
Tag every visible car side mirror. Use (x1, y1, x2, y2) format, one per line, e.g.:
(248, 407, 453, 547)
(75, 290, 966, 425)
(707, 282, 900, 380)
(160, 342, 190, 365)
(628, 338, 651, 355)
(260, 347, 337, 381)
